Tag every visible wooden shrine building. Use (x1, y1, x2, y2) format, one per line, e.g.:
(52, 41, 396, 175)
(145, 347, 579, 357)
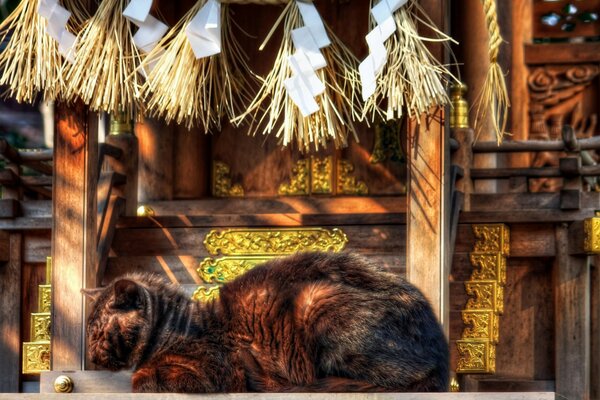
(0, 0, 598, 399)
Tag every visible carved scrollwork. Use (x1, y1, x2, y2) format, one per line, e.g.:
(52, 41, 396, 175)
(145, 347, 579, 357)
(204, 228, 348, 256)
(310, 156, 333, 194)
(337, 159, 368, 195)
(192, 286, 220, 303)
(198, 256, 271, 284)
(278, 159, 310, 196)
(212, 161, 244, 198)
(22, 342, 51, 374)
(38, 285, 51, 314)
(195, 228, 348, 302)
(457, 224, 509, 374)
(31, 313, 51, 342)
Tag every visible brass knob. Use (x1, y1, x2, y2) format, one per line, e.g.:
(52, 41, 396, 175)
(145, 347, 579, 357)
(136, 205, 155, 217)
(54, 375, 74, 393)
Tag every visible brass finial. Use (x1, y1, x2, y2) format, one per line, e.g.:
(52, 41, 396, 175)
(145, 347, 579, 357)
(109, 111, 133, 135)
(450, 83, 469, 129)
(450, 377, 460, 392)
(54, 375, 74, 393)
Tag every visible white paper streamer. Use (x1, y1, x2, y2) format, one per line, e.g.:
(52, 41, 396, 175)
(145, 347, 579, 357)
(359, 0, 408, 101)
(124, 0, 168, 54)
(284, 1, 331, 117)
(185, 0, 221, 59)
(38, 0, 77, 62)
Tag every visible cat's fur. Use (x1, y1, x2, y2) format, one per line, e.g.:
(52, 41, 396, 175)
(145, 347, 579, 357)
(85, 252, 449, 393)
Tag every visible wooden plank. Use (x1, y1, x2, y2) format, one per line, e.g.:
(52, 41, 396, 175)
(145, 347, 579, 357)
(0, 230, 9, 262)
(23, 231, 52, 263)
(111, 225, 406, 258)
(52, 102, 98, 371)
(136, 117, 173, 201)
(0, 217, 53, 231)
(104, 253, 406, 286)
(173, 124, 209, 199)
(0, 199, 20, 218)
(460, 210, 598, 224)
(134, 197, 407, 216)
(525, 42, 600, 65)
(97, 172, 126, 234)
(0, 233, 21, 392)
(35, 369, 554, 398)
(554, 224, 590, 400)
(105, 133, 138, 216)
(97, 196, 125, 286)
(406, 109, 448, 329)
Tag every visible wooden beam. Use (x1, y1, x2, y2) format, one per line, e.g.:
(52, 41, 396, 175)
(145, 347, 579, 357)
(105, 133, 138, 216)
(97, 195, 124, 286)
(0, 233, 21, 392)
(525, 42, 600, 65)
(51, 102, 98, 371)
(554, 223, 590, 400)
(406, 109, 448, 331)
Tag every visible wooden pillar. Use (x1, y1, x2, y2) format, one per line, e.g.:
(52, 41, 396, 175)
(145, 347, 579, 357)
(136, 118, 173, 201)
(592, 256, 600, 400)
(106, 114, 139, 216)
(0, 233, 21, 392)
(452, 0, 498, 192)
(51, 102, 98, 370)
(406, 109, 448, 333)
(555, 223, 590, 399)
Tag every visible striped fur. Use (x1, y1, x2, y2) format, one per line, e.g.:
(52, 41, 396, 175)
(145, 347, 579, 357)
(86, 252, 448, 393)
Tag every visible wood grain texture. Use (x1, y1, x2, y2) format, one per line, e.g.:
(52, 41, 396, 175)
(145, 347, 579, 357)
(509, 0, 533, 168)
(136, 117, 173, 201)
(52, 102, 98, 370)
(105, 134, 138, 216)
(406, 110, 447, 329)
(554, 224, 590, 400)
(0, 233, 21, 392)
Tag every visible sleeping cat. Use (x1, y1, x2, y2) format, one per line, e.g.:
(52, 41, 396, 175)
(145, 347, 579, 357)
(83, 252, 448, 392)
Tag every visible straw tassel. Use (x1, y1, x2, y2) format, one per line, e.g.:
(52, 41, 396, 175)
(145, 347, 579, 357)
(0, 0, 88, 103)
(233, 1, 362, 152)
(61, 0, 143, 117)
(361, 0, 456, 122)
(474, 0, 510, 143)
(139, 1, 255, 131)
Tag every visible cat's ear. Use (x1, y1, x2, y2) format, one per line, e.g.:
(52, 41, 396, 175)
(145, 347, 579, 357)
(81, 287, 103, 302)
(113, 279, 142, 309)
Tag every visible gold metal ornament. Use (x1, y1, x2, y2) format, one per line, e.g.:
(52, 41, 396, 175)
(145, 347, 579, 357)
(212, 161, 244, 198)
(22, 342, 51, 374)
(450, 83, 469, 129)
(371, 121, 404, 164)
(54, 375, 74, 393)
(310, 156, 333, 194)
(23, 257, 52, 374)
(191, 286, 220, 303)
(337, 159, 368, 195)
(583, 213, 600, 254)
(136, 205, 155, 217)
(31, 313, 51, 342)
(198, 256, 271, 284)
(195, 227, 348, 301)
(204, 228, 348, 256)
(450, 377, 460, 392)
(456, 224, 509, 374)
(278, 159, 310, 196)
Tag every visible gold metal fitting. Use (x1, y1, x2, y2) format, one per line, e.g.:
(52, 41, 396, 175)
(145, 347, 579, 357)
(109, 111, 133, 135)
(136, 205, 155, 217)
(450, 377, 460, 392)
(450, 83, 469, 129)
(584, 214, 600, 254)
(54, 375, 74, 393)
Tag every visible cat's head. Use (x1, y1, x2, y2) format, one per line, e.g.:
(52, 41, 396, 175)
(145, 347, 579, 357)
(83, 278, 152, 371)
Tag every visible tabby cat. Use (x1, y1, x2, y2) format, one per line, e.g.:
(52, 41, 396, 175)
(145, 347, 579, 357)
(84, 252, 448, 392)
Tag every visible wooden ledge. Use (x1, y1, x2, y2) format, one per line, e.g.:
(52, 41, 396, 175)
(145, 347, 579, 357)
(0, 393, 557, 399)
